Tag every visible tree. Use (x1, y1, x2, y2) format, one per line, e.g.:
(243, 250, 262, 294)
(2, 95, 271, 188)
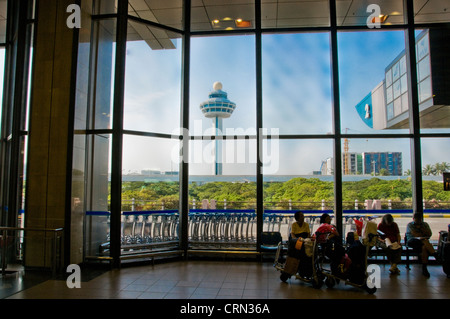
(434, 162, 450, 176)
(422, 164, 435, 176)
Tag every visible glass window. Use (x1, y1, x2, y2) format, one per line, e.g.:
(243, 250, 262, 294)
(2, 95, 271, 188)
(421, 138, 450, 241)
(263, 139, 334, 241)
(385, 69, 392, 87)
(418, 56, 431, 81)
(92, 0, 116, 14)
(84, 133, 112, 257)
(416, 28, 449, 133)
(89, 19, 117, 130)
(401, 93, 409, 113)
(121, 135, 180, 248)
(400, 74, 408, 94)
(393, 97, 402, 117)
(188, 137, 257, 248)
(124, 22, 182, 134)
(262, 32, 332, 135)
(338, 30, 408, 134)
(262, 0, 330, 28)
(192, 0, 255, 31)
(129, 0, 183, 30)
(393, 79, 401, 99)
(392, 61, 400, 82)
(342, 138, 411, 237)
(416, 31, 429, 60)
(419, 77, 432, 102)
(400, 55, 407, 75)
(190, 35, 256, 136)
(386, 85, 393, 104)
(414, 0, 450, 24)
(386, 102, 394, 120)
(337, 0, 405, 26)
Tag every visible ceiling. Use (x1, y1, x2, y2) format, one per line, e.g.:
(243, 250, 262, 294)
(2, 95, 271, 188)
(0, 0, 448, 49)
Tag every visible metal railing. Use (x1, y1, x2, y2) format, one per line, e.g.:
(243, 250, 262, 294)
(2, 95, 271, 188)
(0, 227, 63, 277)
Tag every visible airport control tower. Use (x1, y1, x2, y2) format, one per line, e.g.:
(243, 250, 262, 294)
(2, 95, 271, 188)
(200, 82, 236, 175)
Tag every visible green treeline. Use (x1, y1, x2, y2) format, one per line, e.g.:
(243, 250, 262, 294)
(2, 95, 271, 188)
(121, 177, 450, 210)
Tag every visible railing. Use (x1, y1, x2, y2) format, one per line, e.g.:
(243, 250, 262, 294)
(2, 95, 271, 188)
(120, 199, 450, 211)
(0, 227, 63, 277)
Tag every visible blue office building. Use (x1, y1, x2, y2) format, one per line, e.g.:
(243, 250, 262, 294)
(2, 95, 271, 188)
(363, 152, 403, 176)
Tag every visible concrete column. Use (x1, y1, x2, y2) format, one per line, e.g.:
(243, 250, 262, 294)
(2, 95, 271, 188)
(25, 0, 77, 269)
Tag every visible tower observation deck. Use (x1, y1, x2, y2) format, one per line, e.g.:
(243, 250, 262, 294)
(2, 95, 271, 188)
(200, 82, 236, 175)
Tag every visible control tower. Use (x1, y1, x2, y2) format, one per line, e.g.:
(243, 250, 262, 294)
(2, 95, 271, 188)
(200, 82, 236, 175)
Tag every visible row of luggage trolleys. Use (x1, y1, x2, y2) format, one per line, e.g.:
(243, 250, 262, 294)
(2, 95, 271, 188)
(119, 211, 292, 247)
(273, 231, 380, 294)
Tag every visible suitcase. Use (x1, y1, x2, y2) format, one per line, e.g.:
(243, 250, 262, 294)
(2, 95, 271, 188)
(283, 256, 300, 275)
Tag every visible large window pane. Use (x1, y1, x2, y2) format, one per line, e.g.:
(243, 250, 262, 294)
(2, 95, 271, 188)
(263, 139, 335, 241)
(262, 32, 333, 135)
(89, 19, 116, 130)
(338, 30, 409, 134)
(421, 137, 450, 241)
(416, 28, 450, 133)
(262, 0, 330, 28)
(190, 35, 256, 135)
(341, 138, 412, 238)
(188, 138, 257, 249)
(336, 0, 405, 26)
(414, 0, 450, 23)
(84, 134, 112, 258)
(124, 21, 182, 134)
(189, 33, 256, 249)
(129, 0, 183, 30)
(121, 135, 180, 252)
(192, 0, 254, 32)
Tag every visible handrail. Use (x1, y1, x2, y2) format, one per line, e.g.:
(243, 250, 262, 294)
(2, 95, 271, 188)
(0, 226, 63, 277)
(0, 227, 63, 232)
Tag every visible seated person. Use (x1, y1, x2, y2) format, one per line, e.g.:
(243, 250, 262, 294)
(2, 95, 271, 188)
(377, 214, 402, 275)
(290, 211, 310, 239)
(315, 213, 339, 243)
(406, 212, 438, 277)
(287, 211, 312, 278)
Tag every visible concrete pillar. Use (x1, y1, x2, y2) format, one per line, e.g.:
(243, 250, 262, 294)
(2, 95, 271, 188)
(25, 0, 77, 269)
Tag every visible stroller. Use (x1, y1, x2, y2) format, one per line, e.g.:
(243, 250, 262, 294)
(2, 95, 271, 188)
(274, 235, 324, 289)
(314, 220, 380, 294)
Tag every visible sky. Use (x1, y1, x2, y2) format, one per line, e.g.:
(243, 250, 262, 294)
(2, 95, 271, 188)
(120, 29, 450, 177)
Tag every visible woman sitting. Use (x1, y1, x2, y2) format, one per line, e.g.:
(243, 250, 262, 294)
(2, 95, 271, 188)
(377, 214, 402, 275)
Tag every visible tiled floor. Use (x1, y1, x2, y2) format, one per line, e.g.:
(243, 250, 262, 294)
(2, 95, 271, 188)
(2, 260, 449, 300)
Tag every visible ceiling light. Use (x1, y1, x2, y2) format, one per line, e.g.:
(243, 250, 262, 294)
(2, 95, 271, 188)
(235, 19, 251, 28)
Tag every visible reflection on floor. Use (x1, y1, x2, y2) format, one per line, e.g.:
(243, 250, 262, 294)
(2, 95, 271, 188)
(1, 259, 449, 300)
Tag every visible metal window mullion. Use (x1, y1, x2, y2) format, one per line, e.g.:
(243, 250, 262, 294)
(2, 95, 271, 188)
(179, 0, 191, 254)
(404, 0, 423, 215)
(329, 0, 343, 236)
(255, 0, 263, 251)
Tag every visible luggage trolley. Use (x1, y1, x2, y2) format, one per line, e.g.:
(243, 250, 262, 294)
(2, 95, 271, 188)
(314, 228, 380, 294)
(273, 236, 324, 289)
